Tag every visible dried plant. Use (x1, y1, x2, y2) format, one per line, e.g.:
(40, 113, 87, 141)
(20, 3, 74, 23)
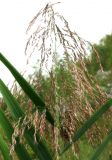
(3, 2, 111, 159)
(22, 2, 112, 158)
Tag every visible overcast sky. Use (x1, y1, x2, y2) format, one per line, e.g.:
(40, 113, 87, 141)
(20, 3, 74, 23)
(0, 0, 112, 86)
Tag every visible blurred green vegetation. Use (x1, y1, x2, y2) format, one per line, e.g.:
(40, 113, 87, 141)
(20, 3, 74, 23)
(86, 33, 112, 98)
(86, 33, 112, 74)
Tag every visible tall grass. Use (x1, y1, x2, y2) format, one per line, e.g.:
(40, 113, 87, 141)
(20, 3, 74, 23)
(0, 3, 112, 160)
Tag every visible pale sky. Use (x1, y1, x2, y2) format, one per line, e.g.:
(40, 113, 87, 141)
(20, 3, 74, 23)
(0, 0, 112, 86)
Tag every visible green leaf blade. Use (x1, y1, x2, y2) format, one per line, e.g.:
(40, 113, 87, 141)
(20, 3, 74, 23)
(0, 134, 12, 160)
(0, 79, 53, 160)
(0, 79, 24, 120)
(0, 53, 54, 126)
(0, 109, 32, 160)
(90, 130, 112, 160)
(60, 99, 112, 155)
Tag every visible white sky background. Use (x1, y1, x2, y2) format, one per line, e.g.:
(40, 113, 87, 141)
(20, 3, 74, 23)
(0, 0, 112, 86)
